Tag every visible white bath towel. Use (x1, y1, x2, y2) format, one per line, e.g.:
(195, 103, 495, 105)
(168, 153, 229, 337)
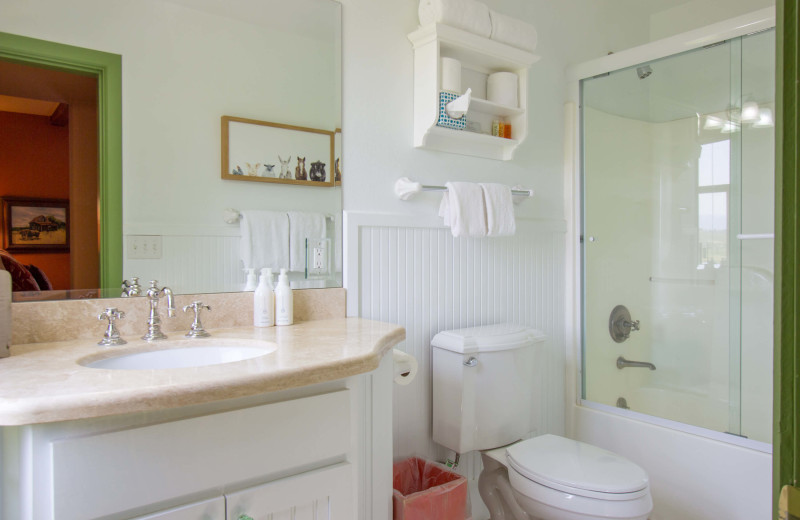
(418, 0, 492, 38)
(480, 183, 516, 236)
(438, 182, 487, 237)
(239, 210, 289, 271)
(288, 211, 327, 272)
(489, 10, 538, 52)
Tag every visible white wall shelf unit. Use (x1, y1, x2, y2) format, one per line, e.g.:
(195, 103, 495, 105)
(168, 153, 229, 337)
(408, 24, 540, 160)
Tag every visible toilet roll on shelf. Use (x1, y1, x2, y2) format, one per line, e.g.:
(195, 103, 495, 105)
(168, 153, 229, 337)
(441, 57, 462, 93)
(393, 349, 419, 385)
(487, 71, 518, 108)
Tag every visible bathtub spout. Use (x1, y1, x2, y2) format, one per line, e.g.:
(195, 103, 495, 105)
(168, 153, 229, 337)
(617, 356, 656, 370)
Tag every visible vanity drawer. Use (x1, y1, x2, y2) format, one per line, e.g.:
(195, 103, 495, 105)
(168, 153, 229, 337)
(48, 389, 351, 520)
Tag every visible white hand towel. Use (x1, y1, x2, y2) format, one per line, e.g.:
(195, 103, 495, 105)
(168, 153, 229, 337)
(489, 10, 538, 52)
(239, 210, 289, 271)
(288, 211, 327, 272)
(418, 0, 492, 38)
(480, 183, 516, 236)
(438, 182, 487, 237)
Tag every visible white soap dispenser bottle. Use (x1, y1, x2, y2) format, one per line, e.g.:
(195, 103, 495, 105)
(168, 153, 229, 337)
(253, 268, 275, 327)
(243, 268, 258, 291)
(275, 268, 293, 326)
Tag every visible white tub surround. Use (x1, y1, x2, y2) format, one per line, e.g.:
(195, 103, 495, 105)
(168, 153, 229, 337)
(0, 317, 403, 425)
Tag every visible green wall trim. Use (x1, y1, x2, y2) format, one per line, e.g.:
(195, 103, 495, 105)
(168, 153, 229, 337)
(0, 32, 122, 290)
(775, 0, 800, 517)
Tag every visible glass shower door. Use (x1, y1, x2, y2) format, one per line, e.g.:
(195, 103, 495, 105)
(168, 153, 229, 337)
(580, 29, 774, 444)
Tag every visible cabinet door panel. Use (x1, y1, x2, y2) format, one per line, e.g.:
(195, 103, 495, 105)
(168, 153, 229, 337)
(226, 464, 353, 520)
(131, 496, 225, 520)
(49, 390, 350, 520)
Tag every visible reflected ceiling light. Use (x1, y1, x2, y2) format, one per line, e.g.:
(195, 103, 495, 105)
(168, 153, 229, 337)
(704, 115, 724, 129)
(740, 101, 760, 123)
(752, 107, 774, 128)
(721, 121, 740, 133)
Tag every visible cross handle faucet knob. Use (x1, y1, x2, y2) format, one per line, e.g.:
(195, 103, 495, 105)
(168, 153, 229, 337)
(183, 301, 211, 338)
(97, 307, 126, 346)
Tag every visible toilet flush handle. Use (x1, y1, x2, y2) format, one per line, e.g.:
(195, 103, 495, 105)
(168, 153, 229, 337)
(463, 356, 478, 367)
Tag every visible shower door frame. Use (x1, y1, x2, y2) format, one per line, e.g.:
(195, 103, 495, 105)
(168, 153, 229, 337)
(564, 7, 776, 454)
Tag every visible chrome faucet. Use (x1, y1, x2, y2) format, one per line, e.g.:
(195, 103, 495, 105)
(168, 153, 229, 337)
(142, 280, 176, 341)
(616, 356, 656, 370)
(121, 277, 142, 297)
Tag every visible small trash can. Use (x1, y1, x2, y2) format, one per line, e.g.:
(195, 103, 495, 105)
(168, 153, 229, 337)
(392, 457, 467, 520)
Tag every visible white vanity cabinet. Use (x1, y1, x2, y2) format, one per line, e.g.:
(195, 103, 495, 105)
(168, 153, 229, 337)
(133, 464, 352, 520)
(1, 353, 394, 520)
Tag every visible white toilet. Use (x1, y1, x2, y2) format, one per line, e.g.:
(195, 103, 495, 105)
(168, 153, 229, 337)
(432, 324, 653, 520)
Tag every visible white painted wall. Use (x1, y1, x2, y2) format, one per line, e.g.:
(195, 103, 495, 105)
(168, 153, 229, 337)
(649, 0, 775, 40)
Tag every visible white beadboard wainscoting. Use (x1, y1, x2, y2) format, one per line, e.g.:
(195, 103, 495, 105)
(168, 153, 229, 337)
(346, 211, 568, 495)
(124, 232, 242, 294)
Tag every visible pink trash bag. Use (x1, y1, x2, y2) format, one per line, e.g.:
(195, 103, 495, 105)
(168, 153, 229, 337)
(392, 457, 468, 520)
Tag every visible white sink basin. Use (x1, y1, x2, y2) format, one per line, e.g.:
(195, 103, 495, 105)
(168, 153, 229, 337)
(83, 343, 276, 370)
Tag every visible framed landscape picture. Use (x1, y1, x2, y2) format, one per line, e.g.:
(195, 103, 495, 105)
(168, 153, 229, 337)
(221, 116, 335, 187)
(2, 197, 70, 253)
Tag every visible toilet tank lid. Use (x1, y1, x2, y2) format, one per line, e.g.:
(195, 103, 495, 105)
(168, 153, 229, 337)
(431, 324, 545, 354)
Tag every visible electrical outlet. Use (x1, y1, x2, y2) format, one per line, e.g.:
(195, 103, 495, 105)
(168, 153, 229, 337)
(313, 247, 326, 269)
(127, 235, 163, 259)
(307, 238, 330, 277)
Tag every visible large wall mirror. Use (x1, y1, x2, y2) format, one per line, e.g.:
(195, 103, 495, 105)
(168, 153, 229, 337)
(0, 0, 342, 301)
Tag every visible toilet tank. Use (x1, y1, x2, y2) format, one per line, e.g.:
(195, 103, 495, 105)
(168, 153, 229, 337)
(432, 324, 546, 454)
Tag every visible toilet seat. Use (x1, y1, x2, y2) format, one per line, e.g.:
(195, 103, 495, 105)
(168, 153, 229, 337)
(506, 435, 650, 501)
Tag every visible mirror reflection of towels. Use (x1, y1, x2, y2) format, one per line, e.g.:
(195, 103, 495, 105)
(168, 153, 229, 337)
(240, 210, 289, 270)
(288, 212, 327, 271)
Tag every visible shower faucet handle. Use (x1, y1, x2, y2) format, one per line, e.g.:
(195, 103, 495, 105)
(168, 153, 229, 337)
(609, 305, 640, 343)
(624, 319, 640, 331)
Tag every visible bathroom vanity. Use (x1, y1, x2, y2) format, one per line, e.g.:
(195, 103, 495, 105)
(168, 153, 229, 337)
(0, 317, 404, 520)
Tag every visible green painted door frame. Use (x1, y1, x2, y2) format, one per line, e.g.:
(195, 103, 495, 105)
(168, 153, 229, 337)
(0, 32, 122, 291)
(775, 0, 800, 517)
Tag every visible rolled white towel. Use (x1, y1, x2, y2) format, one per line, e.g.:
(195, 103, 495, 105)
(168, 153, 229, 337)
(489, 10, 538, 52)
(418, 0, 492, 38)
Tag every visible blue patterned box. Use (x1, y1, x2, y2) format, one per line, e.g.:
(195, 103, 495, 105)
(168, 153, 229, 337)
(436, 91, 466, 130)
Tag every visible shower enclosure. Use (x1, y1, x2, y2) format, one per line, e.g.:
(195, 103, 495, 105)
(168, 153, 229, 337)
(580, 28, 774, 447)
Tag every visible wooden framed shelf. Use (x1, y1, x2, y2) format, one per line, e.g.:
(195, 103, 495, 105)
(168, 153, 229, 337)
(408, 24, 540, 160)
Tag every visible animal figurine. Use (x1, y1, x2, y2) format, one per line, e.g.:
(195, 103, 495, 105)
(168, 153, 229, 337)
(309, 161, 326, 182)
(231, 165, 245, 175)
(334, 158, 341, 182)
(262, 164, 276, 177)
(245, 162, 261, 176)
(278, 155, 292, 179)
(295, 156, 307, 180)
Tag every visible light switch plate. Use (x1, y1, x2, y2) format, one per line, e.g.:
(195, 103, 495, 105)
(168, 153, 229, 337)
(127, 235, 162, 259)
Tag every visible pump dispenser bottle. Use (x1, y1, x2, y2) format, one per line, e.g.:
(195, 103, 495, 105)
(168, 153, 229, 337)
(243, 268, 258, 291)
(275, 268, 293, 326)
(253, 268, 275, 327)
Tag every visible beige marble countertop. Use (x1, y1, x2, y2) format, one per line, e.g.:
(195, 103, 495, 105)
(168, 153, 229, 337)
(0, 318, 405, 426)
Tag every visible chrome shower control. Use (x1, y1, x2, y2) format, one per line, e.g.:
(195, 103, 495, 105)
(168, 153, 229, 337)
(609, 305, 640, 343)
